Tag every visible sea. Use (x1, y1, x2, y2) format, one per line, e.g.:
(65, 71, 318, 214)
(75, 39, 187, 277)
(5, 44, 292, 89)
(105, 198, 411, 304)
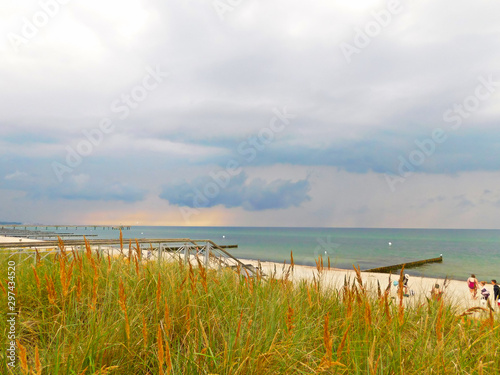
(31, 226, 499, 282)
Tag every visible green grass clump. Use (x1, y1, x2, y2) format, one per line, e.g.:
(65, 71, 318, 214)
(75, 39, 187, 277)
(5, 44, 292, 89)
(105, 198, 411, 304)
(1, 243, 499, 374)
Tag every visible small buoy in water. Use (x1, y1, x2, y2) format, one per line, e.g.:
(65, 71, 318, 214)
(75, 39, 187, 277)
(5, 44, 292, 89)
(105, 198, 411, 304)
(141, 232, 144, 235)
(325, 250, 327, 254)
(222, 235, 225, 238)
(388, 242, 392, 246)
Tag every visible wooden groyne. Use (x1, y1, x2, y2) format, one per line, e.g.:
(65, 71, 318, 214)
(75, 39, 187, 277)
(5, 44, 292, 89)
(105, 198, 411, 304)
(364, 255, 443, 274)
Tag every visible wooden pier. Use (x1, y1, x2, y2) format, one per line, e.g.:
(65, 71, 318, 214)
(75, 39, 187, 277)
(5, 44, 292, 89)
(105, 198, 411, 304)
(0, 224, 131, 230)
(364, 255, 443, 274)
(0, 238, 258, 277)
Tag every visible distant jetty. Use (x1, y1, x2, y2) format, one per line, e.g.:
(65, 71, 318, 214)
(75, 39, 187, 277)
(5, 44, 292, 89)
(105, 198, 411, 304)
(364, 255, 443, 274)
(0, 224, 131, 230)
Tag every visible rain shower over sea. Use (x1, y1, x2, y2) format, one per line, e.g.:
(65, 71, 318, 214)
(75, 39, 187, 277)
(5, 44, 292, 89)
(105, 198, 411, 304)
(40, 226, 499, 282)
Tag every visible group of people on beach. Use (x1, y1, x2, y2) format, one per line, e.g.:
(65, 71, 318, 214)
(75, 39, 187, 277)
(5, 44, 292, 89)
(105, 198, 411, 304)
(467, 274, 500, 307)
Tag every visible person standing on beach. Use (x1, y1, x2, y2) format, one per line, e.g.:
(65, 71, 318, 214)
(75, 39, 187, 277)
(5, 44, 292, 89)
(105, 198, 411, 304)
(403, 274, 409, 295)
(479, 281, 490, 301)
(467, 274, 479, 299)
(492, 279, 499, 308)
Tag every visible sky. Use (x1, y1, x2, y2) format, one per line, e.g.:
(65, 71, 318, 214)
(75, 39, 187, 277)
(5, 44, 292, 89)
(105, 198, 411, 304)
(1, 0, 500, 228)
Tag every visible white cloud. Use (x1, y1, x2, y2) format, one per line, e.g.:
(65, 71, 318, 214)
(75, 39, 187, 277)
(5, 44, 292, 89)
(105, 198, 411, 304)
(4, 171, 28, 180)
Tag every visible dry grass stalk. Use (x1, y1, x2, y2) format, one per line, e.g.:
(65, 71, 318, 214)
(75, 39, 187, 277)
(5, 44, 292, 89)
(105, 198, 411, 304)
(32, 265, 41, 291)
(90, 276, 98, 311)
(436, 299, 443, 343)
(306, 285, 312, 307)
(322, 313, 332, 361)
(128, 240, 132, 263)
(59, 256, 67, 296)
(156, 274, 162, 314)
(59, 255, 74, 298)
(45, 275, 57, 305)
(368, 336, 380, 375)
(383, 293, 392, 323)
(459, 306, 488, 317)
(118, 279, 131, 343)
(336, 319, 351, 362)
(487, 308, 494, 330)
(318, 313, 345, 370)
(478, 360, 484, 375)
(57, 236, 66, 258)
(157, 325, 165, 375)
(133, 255, 140, 277)
(17, 339, 28, 375)
(315, 256, 324, 273)
(164, 335, 172, 374)
(76, 278, 82, 302)
(232, 311, 244, 351)
(35, 248, 41, 264)
(142, 315, 148, 350)
(94, 366, 120, 375)
(398, 266, 405, 325)
(135, 239, 142, 261)
(290, 251, 294, 271)
(0, 280, 6, 295)
(184, 305, 191, 334)
(164, 299, 171, 335)
(84, 237, 92, 262)
(286, 305, 294, 335)
(188, 262, 197, 294)
(196, 257, 208, 293)
(327, 256, 330, 270)
(118, 279, 127, 311)
(353, 265, 364, 292)
(35, 345, 42, 375)
(364, 299, 372, 327)
(245, 273, 254, 293)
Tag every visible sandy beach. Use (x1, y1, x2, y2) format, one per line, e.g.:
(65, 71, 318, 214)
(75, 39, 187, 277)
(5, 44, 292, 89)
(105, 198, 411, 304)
(0, 235, 41, 243)
(238, 258, 500, 313)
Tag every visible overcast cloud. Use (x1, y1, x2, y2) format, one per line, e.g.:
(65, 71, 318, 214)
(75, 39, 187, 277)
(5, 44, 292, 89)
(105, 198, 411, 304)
(1, 0, 500, 228)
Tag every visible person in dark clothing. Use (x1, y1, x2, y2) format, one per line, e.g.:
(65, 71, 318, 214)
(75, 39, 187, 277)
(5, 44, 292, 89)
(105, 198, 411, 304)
(492, 279, 499, 308)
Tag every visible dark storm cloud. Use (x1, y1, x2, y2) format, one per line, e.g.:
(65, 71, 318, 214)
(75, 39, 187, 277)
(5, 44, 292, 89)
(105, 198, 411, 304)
(160, 173, 311, 211)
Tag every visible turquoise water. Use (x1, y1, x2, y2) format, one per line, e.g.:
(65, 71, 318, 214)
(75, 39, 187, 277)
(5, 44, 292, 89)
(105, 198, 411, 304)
(40, 226, 499, 281)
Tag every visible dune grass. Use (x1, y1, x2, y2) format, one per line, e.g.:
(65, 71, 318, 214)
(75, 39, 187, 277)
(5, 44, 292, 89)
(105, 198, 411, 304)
(1, 239, 499, 374)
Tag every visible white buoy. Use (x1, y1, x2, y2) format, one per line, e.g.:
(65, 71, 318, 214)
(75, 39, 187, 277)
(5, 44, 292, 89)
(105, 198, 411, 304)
(222, 235, 225, 238)
(388, 242, 392, 246)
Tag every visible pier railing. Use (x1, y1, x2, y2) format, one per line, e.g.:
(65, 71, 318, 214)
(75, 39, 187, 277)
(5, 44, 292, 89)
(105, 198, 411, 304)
(0, 238, 259, 277)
